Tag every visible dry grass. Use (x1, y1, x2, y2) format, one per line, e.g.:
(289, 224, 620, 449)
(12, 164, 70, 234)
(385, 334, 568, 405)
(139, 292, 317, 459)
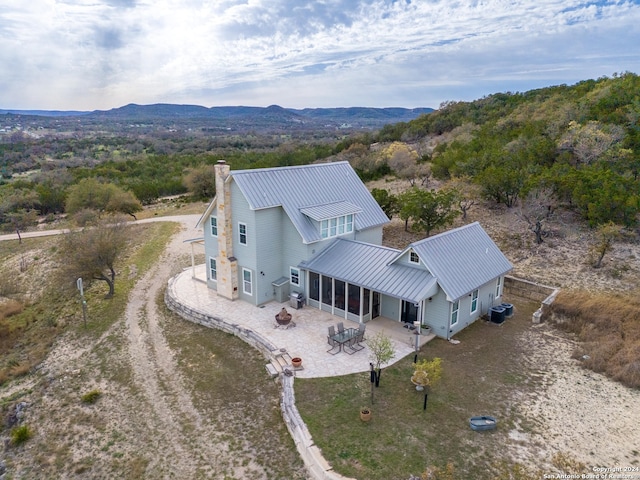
(548, 289, 640, 387)
(0, 299, 24, 319)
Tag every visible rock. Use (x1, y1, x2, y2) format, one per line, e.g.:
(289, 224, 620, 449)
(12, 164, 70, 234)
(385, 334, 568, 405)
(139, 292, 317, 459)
(4, 402, 28, 428)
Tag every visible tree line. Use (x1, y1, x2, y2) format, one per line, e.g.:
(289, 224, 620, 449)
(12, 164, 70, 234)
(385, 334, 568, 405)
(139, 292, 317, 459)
(349, 73, 640, 230)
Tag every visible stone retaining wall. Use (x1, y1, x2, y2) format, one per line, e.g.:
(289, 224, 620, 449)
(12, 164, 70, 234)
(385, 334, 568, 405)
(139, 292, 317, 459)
(504, 275, 560, 322)
(165, 276, 352, 480)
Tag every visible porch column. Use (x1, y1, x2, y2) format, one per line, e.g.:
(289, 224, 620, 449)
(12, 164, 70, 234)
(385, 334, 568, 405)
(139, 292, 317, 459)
(343, 282, 349, 319)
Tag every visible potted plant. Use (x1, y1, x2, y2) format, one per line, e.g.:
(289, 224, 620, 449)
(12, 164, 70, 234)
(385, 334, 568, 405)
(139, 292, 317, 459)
(410, 358, 442, 391)
(360, 407, 372, 422)
(291, 357, 302, 368)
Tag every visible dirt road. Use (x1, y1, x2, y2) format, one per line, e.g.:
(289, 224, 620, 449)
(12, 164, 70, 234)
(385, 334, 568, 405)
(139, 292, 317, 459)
(1, 215, 306, 479)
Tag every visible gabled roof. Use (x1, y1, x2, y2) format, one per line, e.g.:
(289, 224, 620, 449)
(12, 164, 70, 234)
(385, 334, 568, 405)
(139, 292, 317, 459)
(205, 161, 389, 243)
(405, 222, 512, 301)
(300, 239, 438, 303)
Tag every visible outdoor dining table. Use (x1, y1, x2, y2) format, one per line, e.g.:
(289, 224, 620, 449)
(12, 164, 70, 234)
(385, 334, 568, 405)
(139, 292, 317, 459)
(330, 327, 358, 353)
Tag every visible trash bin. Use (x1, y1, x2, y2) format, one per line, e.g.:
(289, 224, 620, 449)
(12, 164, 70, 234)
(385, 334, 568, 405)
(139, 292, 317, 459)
(290, 292, 304, 309)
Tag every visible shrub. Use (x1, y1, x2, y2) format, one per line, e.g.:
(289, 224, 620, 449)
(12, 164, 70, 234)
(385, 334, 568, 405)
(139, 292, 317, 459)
(10, 424, 33, 445)
(0, 299, 24, 320)
(81, 389, 102, 404)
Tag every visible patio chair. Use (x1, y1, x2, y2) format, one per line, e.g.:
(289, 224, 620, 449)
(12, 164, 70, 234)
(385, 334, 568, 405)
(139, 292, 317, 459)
(327, 333, 340, 355)
(349, 324, 366, 351)
(328, 325, 336, 337)
(337, 322, 345, 334)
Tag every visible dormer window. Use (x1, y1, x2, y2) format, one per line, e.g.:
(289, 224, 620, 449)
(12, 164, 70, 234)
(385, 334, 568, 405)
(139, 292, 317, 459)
(409, 251, 420, 264)
(299, 202, 361, 241)
(321, 214, 354, 239)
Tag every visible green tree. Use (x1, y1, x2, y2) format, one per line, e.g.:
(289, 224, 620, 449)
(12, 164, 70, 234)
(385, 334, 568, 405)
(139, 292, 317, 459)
(59, 218, 129, 298)
(36, 183, 67, 214)
(398, 188, 459, 237)
(66, 178, 142, 219)
(371, 188, 398, 219)
(571, 165, 639, 227)
(183, 164, 217, 200)
(591, 222, 621, 268)
(105, 189, 143, 220)
(476, 164, 525, 207)
(3, 209, 39, 237)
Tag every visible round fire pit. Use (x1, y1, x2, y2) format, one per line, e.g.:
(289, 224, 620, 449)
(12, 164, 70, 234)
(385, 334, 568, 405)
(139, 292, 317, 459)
(275, 314, 292, 326)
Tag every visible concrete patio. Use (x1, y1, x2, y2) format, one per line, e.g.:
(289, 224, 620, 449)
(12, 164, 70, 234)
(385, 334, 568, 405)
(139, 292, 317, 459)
(167, 264, 435, 378)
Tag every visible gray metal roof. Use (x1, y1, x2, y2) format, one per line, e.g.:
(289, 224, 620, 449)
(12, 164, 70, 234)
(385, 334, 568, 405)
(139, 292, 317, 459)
(230, 161, 389, 243)
(300, 239, 438, 303)
(299, 201, 362, 221)
(407, 222, 513, 301)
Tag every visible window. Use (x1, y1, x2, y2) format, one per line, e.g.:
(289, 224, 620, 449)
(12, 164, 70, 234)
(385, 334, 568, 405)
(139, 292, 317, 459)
(320, 214, 354, 239)
(209, 258, 217, 281)
(496, 276, 502, 297)
(239, 223, 247, 245)
(451, 300, 459, 326)
(210, 217, 217, 237)
(290, 267, 300, 286)
(409, 251, 420, 264)
(329, 218, 337, 237)
(242, 268, 252, 295)
(471, 289, 478, 313)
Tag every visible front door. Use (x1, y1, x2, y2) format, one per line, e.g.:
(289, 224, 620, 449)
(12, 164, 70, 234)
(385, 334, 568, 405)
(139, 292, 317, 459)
(401, 300, 418, 324)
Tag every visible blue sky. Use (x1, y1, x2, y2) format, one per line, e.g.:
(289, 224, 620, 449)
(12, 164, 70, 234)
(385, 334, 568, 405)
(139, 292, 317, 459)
(1, 0, 639, 111)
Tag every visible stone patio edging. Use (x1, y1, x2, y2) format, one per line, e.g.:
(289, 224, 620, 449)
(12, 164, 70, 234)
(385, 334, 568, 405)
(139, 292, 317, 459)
(164, 275, 354, 480)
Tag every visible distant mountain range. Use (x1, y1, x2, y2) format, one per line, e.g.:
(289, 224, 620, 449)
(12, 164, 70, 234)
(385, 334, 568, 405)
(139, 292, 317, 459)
(0, 103, 434, 130)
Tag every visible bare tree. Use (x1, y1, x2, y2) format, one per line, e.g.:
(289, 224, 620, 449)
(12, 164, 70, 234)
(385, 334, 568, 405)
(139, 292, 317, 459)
(519, 188, 557, 245)
(558, 120, 624, 166)
(59, 217, 129, 298)
(448, 178, 480, 220)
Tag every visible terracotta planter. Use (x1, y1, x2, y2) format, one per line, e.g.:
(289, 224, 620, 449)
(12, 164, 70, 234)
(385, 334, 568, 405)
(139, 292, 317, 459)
(360, 409, 371, 422)
(291, 357, 302, 368)
(411, 377, 427, 392)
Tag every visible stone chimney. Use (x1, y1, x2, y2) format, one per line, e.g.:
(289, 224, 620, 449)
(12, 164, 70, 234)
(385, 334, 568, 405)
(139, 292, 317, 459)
(214, 160, 239, 300)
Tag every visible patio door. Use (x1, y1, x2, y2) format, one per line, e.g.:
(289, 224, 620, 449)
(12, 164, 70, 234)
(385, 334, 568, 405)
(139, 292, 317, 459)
(372, 292, 380, 319)
(401, 300, 418, 324)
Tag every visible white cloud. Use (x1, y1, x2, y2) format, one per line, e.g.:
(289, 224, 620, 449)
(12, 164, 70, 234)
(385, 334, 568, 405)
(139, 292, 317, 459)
(1, 0, 639, 109)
